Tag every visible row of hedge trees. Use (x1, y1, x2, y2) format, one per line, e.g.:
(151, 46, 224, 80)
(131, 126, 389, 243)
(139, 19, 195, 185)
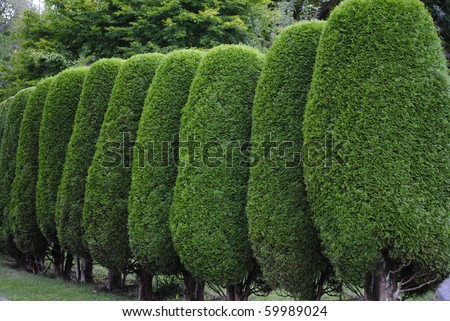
(0, 0, 448, 301)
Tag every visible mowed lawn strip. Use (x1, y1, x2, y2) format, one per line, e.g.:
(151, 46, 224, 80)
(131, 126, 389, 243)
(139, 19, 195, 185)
(0, 256, 129, 300)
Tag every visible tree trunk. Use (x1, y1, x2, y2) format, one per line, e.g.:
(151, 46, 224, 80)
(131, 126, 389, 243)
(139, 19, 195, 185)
(137, 270, 153, 301)
(227, 286, 236, 301)
(35, 255, 45, 273)
(63, 253, 73, 279)
(75, 255, 81, 281)
(227, 268, 256, 301)
(365, 253, 399, 301)
(227, 284, 250, 301)
(51, 244, 64, 277)
(182, 270, 205, 301)
(107, 268, 122, 291)
(80, 256, 93, 283)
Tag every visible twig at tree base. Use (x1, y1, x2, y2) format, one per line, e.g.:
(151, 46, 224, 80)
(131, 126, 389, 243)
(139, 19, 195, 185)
(400, 278, 438, 293)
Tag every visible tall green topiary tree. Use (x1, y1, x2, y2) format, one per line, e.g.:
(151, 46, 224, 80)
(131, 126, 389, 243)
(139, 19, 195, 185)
(170, 45, 264, 300)
(55, 59, 123, 283)
(246, 21, 327, 300)
(82, 53, 164, 291)
(9, 78, 53, 259)
(303, 0, 450, 300)
(36, 67, 88, 277)
(0, 88, 34, 259)
(128, 49, 203, 300)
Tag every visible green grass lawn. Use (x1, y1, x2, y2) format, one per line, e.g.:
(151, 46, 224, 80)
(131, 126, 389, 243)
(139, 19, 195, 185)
(0, 255, 437, 301)
(0, 255, 130, 301)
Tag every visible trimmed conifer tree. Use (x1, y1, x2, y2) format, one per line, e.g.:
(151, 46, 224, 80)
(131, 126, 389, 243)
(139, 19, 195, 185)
(0, 88, 34, 259)
(246, 21, 327, 300)
(128, 49, 203, 300)
(9, 78, 53, 259)
(82, 53, 164, 291)
(36, 67, 88, 277)
(303, 0, 450, 300)
(170, 45, 264, 300)
(55, 59, 123, 283)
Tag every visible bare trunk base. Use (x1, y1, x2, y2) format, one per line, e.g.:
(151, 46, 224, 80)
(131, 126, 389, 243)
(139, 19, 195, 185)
(183, 271, 204, 301)
(227, 284, 250, 301)
(75, 256, 81, 281)
(52, 245, 64, 277)
(138, 270, 153, 301)
(107, 268, 122, 291)
(365, 253, 399, 301)
(63, 253, 73, 280)
(81, 256, 93, 283)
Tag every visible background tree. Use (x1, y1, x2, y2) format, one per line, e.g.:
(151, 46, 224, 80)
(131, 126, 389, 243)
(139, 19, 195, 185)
(170, 45, 264, 301)
(303, 0, 450, 300)
(246, 21, 326, 300)
(0, 87, 34, 260)
(9, 77, 52, 263)
(0, 98, 12, 146)
(36, 66, 87, 278)
(128, 49, 203, 300)
(82, 53, 164, 292)
(55, 58, 122, 284)
(0, 0, 37, 101)
(0, 98, 11, 253)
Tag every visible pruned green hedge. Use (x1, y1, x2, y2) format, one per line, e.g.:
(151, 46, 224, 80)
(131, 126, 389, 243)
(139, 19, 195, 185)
(246, 21, 326, 299)
(128, 49, 202, 275)
(170, 45, 264, 286)
(83, 53, 164, 272)
(0, 88, 35, 256)
(56, 59, 123, 257)
(36, 67, 88, 245)
(10, 78, 54, 256)
(303, 0, 450, 284)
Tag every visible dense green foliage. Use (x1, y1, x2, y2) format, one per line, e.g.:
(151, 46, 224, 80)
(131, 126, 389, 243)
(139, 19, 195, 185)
(128, 49, 202, 275)
(9, 78, 53, 256)
(303, 0, 450, 284)
(246, 21, 325, 299)
(83, 53, 164, 272)
(0, 87, 34, 254)
(1, 0, 447, 102)
(36, 67, 87, 245)
(170, 45, 264, 286)
(55, 58, 123, 257)
(0, 99, 11, 145)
